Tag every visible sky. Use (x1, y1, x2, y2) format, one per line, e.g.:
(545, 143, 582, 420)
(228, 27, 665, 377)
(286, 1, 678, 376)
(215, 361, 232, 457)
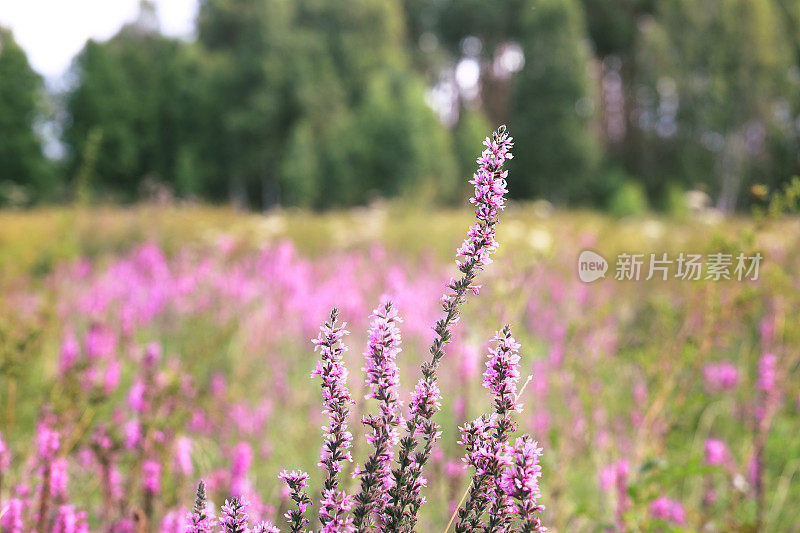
(0, 0, 198, 80)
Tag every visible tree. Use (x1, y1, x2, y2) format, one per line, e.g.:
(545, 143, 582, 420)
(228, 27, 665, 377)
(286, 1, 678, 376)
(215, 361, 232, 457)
(197, 0, 297, 207)
(510, 0, 601, 203)
(340, 70, 459, 205)
(287, 0, 457, 207)
(453, 108, 492, 193)
(64, 19, 204, 201)
(637, 0, 794, 209)
(199, 0, 455, 208)
(0, 28, 53, 204)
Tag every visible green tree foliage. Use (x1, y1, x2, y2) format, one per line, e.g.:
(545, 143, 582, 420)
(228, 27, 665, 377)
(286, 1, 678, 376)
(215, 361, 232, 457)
(43, 0, 800, 210)
(342, 71, 459, 205)
(197, 0, 296, 207)
(510, 0, 601, 204)
(434, 0, 526, 55)
(453, 108, 492, 188)
(197, 0, 456, 208)
(64, 19, 204, 201)
(637, 0, 795, 210)
(0, 28, 52, 205)
(579, 0, 653, 57)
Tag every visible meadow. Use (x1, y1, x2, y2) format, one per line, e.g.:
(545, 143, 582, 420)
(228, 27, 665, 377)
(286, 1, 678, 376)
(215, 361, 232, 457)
(1, 195, 799, 531)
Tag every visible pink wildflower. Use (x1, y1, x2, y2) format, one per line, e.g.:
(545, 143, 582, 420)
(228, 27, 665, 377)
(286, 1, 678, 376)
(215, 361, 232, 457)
(175, 437, 193, 476)
(386, 126, 514, 531)
(703, 361, 739, 392)
(650, 496, 686, 525)
(758, 353, 777, 393)
(50, 457, 69, 498)
(230, 442, 253, 497)
(353, 302, 403, 529)
(142, 460, 161, 495)
(319, 489, 354, 533)
(59, 332, 80, 374)
(311, 309, 354, 528)
(0, 431, 10, 471)
(704, 439, 728, 466)
(500, 436, 546, 532)
(220, 497, 248, 533)
(278, 470, 312, 533)
(1, 498, 24, 533)
(186, 481, 215, 533)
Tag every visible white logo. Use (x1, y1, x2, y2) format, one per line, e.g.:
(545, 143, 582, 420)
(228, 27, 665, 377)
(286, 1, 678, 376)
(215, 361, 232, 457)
(578, 250, 608, 283)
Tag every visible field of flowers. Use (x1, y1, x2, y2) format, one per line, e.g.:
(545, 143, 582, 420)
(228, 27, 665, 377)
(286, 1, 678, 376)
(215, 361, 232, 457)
(2, 167, 800, 529)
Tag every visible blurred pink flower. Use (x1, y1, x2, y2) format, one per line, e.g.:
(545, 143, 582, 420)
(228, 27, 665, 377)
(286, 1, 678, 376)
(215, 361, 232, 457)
(127, 381, 146, 413)
(758, 353, 777, 393)
(175, 437, 193, 476)
(50, 457, 69, 498)
(123, 420, 141, 449)
(36, 422, 60, 460)
(59, 332, 80, 374)
(0, 431, 10, 470)
(650, 496, 685, 524)
(85, 324, 116, 360)
(704, 438, 728, 466)
(230, 442, 253, 497)
(703, 362, 739, 392)
(103, 358, 121, 394)
(458, 343, 479, 380)
(142, 460, 161, 495)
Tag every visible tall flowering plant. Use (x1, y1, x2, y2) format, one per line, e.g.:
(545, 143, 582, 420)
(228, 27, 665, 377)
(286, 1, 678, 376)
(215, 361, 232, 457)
(311, 309, 355, 531)
(352, 302, 403, 529)
(385, 124, 515, 531)
(187, 126, 545, 532)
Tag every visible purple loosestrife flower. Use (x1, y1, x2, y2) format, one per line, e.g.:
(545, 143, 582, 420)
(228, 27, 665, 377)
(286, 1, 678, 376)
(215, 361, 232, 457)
(455, 415, 500, 533)
(142, 460, 162, 495)
(311, 309, 355, 529)
(319, 489, 355, 533)
(52, 505, 89, 533)
(36, 421, 61, 533)
(252, 522, 280, 533)
(754, 352, 779, 525)
(37, 422, 60, 460)
(386, 126, 514, 532)
(0, 431, 9, 469)
(500, 436, 546, 533)
(484, 327, 523, 412)
(0, 431, 10, 497)
(649, 496, 685, 525)
(161, 510, 188, 533)
(704, 439, 729, 466)
(279, 470, 312, 533)
(353, 302, 403, 531)
(186, 481, 215, 533)
(59, 332, 79, 375)
(703, 362, 739, 392)
(482, 326, 523, 531)
(599, 460, 630, 528)
(220, 497, 249, 533)
(50, 458, 69, 499)
(175, 437, 194, 477)
(1, 498, 24, 533)
(455, 326, 523, 532)
(757, 352, 777, 395)
(230, 442, 253, 497)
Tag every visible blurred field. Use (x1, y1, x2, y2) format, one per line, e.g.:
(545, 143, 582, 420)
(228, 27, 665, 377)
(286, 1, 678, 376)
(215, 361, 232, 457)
(1, 203, 800, 532)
